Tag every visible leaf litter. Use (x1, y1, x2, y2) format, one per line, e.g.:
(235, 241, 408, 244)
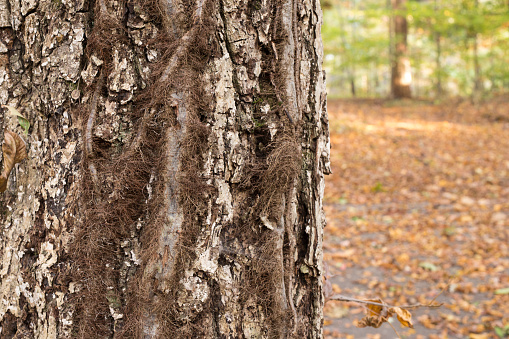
(323, 98, 509, 339)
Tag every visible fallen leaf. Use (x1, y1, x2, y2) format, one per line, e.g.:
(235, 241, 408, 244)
(324, 99, 509, 338)
(390, 307, 414, 328)
(491, 212, 507, 223)
(460, 196, 475, 206)
(419, 261, 439, 271)
(494, 287, 509, 295)
(468, 333, 490, 339)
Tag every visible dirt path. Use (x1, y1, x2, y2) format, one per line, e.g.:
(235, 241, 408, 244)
(323, 98, 509, 339)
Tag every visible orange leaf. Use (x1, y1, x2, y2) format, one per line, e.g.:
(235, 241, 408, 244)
(356, 298, 391, 328)
(365, 299, 385, 318)
(357, 316, 387, 328)
(0, 131, 27, 192)
(390, 307, 414, 328)
(468, 334, 490, 339)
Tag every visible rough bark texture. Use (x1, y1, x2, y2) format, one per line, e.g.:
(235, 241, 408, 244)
(391, 0, 412, 99)
(0, 0, 330, 338)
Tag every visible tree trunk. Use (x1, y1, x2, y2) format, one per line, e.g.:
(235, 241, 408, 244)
(472, 32, 483, 101)
(0, 0, 330, 338)
(434, 0, 443, 98)
(471, 0, 482, 101)
(390, 0, 412, 98)
(336, 2, 355, 98)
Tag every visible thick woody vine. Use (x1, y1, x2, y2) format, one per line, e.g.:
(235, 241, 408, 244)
(69, 1, 153, 336)
(70, 0, 307, 337)
(70, 0, 216, 337)
(236, 1, 306, 336)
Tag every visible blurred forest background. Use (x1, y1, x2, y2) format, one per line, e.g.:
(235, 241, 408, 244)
(321, 0, 509, 99)
(320, 1, 509, 338)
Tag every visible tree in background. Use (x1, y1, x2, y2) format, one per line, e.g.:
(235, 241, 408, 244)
(471, 0, 483, 98)
(434, 0, 444, 97)
(323, 0, 390, 97)
(390, 0, 412, 98)
(322, 0, 509, 98)
(0, 0, 330, 337)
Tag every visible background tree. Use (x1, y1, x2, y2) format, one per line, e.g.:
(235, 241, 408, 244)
(434, 0, 444, 97)
(322, 0, 390, 97)
(390, 0, 412, 98)
(0, 0, 330, 337)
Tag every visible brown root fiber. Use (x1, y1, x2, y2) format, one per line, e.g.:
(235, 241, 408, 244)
(232, 129, 302, 336)
(69, 0, 168, 337)
(113, 0, 217, 338)
(70, 0, 307, 337)
(258, 132, 301, 220)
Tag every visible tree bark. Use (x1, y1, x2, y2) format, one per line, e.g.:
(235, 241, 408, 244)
(0, 0, 330, 338)
(390, 0, 412, 98)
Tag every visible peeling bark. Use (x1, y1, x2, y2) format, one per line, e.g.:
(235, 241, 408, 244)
(0, 0, 329, 338)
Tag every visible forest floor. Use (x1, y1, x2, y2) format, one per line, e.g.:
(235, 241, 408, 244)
(323, 97, 509, 339)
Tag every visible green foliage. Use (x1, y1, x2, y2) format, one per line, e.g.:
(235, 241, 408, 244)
(323, 0, 392, 97)
(418, 261, 439, 272)
(2, 105, 30, 136)
(17, 116, 30, 136)
(495, 324, 509, 338)
(371, 182, 385, 193)
(495, 287, 509, 295)
(322, 0, 509, 98)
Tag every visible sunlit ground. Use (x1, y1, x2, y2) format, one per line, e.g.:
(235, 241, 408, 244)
(323, 98, 509, 339)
